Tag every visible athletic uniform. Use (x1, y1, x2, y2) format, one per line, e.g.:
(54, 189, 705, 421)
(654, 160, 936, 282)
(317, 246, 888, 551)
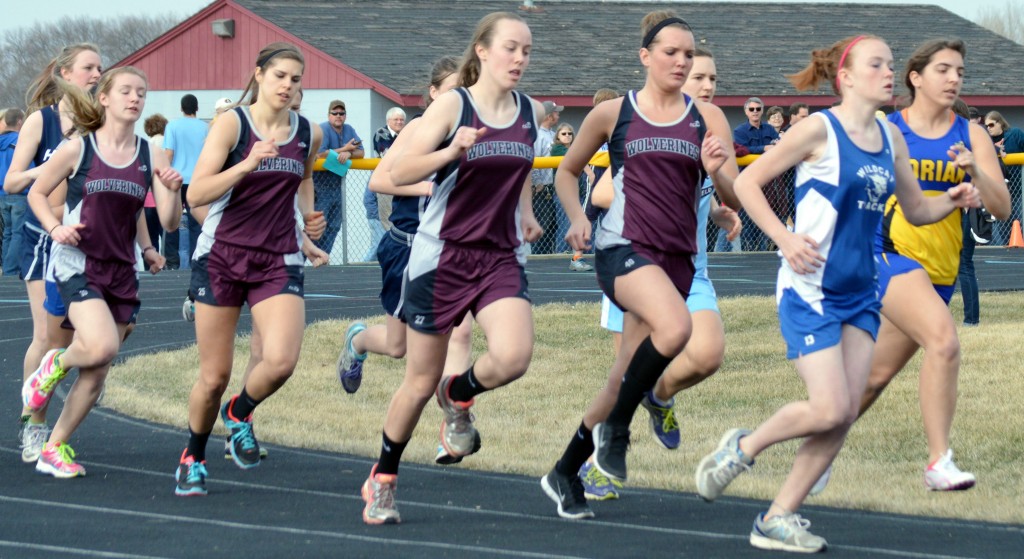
(20, 105, 64, 283)
(595, 91, 704, 307)
(777, 111, 895, 358)
(403, 88, 536, 333)
(191, 107, 310, 308)
(875, 111, 971, 304)
(375, 115, 428, 318)
(50, 134, 151, 325)
(601, 175, 719, 333)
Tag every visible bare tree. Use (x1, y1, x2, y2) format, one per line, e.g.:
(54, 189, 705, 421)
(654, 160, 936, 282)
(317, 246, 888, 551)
(0, 14, 179, 111)
(976, 1, 1024, 45)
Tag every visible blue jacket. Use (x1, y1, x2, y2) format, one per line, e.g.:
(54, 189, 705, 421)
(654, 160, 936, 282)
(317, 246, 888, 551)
(0, 131, 19, 192)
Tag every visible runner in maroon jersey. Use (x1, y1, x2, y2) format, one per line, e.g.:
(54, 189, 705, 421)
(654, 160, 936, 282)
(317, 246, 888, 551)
(174, 42, 326, 497)
(359, 12, 543, 525)
(23, 66, 182, 478)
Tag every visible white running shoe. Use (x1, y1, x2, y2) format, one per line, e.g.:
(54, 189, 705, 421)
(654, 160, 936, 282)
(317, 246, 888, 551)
(924, 449, 976, 491)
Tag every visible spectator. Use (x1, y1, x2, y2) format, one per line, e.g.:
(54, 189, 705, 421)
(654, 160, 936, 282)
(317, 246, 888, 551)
(163, 94, 209, 269)
(550, 123, 593, 271)
(783, 102, 809, 132)
(143, 114, 168, 264)
(734, 97, 780, 251)
(315, 100, 364, 258)
(765, 106, 785, 137)
(291, 89, 303, 112)
(985, 111, 1024, 244)
(373, 107, 406, 157)
(967, 106, 981, 126)
(214, 97, 233, 117)
(952, 99, 981, 326)
(372, 107, 407, 234)
(531, 100, 562, 254)
(1, 108, 26, 276)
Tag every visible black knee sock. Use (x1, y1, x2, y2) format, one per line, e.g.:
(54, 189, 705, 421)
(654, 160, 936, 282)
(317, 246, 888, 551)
(186, 428, 211, 462)
(555, 422, 594, 477)
(376, 432, 409, 476)
(447, 365, 487, 403)
(229, 387, 262, 420)
(605, 337, 674, 428)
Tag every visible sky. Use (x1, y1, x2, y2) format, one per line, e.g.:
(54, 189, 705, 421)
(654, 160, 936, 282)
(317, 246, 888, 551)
(0, 0, 1014, 33)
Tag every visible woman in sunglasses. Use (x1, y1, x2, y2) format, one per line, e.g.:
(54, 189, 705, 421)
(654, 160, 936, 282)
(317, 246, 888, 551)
(551, 123, 594, 271)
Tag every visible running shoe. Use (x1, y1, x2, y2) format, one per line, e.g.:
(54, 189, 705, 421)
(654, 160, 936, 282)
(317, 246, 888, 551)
(175, 450, 208, 497)
(36, 441, 85, 478)
(569, 258, 593, 272)
(362, 464, 400, 524)
(695, 428, 754, 502)
(336, 322, 367, 394)
(640, 391, 680, 450)
(224, 436, 268, 459)
(221, 397, 261, 469)
(21, 422, 49, 464)
(434, 430, 481, 465)
(22, 349, 68, 412)
(749, 511, 827, 553)
(924, 449, 976, 491)
(182, 295, 195, 322)
(435, 376, 480, 459)
(592, 422, 630, 482)
(541, 467, 595, 520)
(809, 464, 832, 497)
(579, 461, 622, 501)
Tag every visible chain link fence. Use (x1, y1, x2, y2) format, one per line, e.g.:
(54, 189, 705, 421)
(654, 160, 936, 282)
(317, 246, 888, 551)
(310, 157, 1024, 264)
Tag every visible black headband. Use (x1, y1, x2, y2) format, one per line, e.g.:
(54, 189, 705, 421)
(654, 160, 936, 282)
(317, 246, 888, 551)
(257, 48, 290, 68)
(642, 17, 690, 49)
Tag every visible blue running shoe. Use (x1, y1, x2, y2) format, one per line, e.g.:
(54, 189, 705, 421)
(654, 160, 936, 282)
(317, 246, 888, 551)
(221, 398, 261, 469)
(579, 461, 622, 500)
(640, 392, 680, 450)
(337, 322, 368, 394)
(175, 450, 208, 496)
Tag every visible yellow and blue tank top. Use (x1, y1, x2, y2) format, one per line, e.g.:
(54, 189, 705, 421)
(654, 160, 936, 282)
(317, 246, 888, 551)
(874, 110, 971, 286)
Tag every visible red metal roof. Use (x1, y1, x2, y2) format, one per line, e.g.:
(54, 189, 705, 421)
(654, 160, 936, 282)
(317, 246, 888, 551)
(115, 0, 402, 102)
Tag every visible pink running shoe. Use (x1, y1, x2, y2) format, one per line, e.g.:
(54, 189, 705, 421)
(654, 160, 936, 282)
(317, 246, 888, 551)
(362, 464, 400, 525)
(22, 349, 68, 412)
(36, 441, 86, 478)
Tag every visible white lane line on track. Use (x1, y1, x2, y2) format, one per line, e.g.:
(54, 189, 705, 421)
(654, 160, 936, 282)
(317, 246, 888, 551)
(0, 540, 171, 559)
(0, 495, 587, 559)
(73, 407, 1024, 536)
(0, 447, 992, 558)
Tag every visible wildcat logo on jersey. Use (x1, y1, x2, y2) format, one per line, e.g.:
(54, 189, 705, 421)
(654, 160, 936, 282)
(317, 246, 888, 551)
(856, 164, 894, 212)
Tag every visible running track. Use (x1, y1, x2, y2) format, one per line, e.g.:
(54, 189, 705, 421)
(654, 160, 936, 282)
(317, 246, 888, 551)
(1, 251, 1022, 558)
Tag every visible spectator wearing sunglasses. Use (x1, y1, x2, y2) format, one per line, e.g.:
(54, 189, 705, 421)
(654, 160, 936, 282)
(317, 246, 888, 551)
(984, 111, 1024, 245)
(733, 97, 779, 155)
(551, 123, 594, 271)
(314, 100, 364, 258)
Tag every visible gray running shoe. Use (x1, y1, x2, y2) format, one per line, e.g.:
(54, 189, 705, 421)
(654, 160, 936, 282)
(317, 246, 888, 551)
(21, 422, 49, 464)
(541, 467, 595, 520)
(809, 464, 831, 497)
(569, 258, 593, 272)
(435, 376, 480, 458)
(749, 512, 827, 553)
(695, 428, 753, 502)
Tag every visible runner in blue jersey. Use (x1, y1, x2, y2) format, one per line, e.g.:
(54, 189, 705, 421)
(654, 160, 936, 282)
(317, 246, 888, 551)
(359, 12, 543, 525)
(339, 56, 478, 464)
(4, 44, 102, 464)
(582, 48, 742, 501)
(23, 67, 182, 478)
(693, 35, 980, 553)
(175, 42, 326, 497)
(541, 11, 741, 521)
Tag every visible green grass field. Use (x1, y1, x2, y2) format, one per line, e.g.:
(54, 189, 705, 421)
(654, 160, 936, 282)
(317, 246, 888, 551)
(103, 293, 1024, 524)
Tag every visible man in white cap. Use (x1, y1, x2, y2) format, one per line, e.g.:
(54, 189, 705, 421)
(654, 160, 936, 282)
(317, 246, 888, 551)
(531, 100, 563, 254)
(214, 97, 233, 117)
